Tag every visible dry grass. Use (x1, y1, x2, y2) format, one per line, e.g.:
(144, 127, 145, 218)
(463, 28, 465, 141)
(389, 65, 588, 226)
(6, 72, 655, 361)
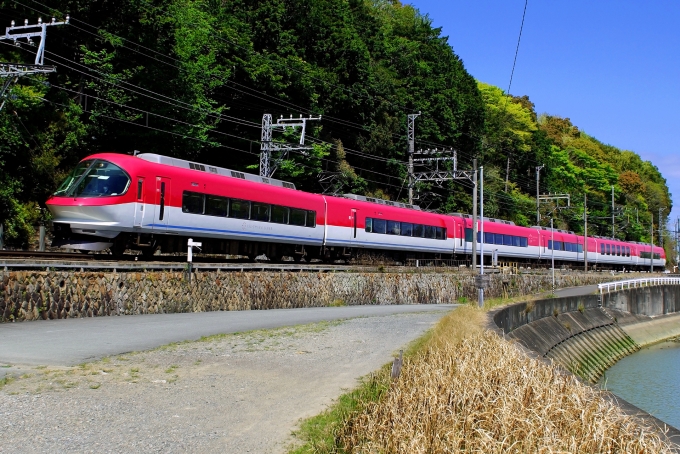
(329, 306, 672, 453)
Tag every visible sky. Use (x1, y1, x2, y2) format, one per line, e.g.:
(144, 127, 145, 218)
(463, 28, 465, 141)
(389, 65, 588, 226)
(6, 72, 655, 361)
(408, 0, 680, 231)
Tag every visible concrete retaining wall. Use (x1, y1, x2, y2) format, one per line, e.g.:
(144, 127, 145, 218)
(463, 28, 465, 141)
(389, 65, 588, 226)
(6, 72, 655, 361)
(602, 285, 680, 316)
(2, 270, 619, 322)
(493, 284, 680, 383)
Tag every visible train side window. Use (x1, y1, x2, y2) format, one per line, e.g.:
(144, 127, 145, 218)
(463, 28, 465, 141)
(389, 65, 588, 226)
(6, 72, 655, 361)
(230, 199, 250, 219)
(387, 220, 400, 235)
(182, 191, 204, 214)
(400, 222, 413, 236)
(425, 225, 435, 239)
(365, 217, 373, 233)
(493, 234, 502, 245)
(484, 232, 493, 243)
(617, 245, 622, 256)
(290, 209, 306, 226)
(578, 244, 583, 253)
(520, 237, 528, 247)
(307, 211, 316, 227)
(512, 236, 520, 247)
(271, 205, 289, 224)
(627, 247, 631, 257)
(436, 227, 446, 240)
(137, 179, 143, 200)
(373, 218, 386, 234)
(564, 243, 571, 252)
(503, 235, 513, 246)
(548, 240, 553, 250)
(600, 244, 605, 254)
(205, 195, 228, 217)
(605, 244, 611, 255)
(414, 224, 424, 238)
(464, 228, 473, 242)
(251, 203, 270, 222)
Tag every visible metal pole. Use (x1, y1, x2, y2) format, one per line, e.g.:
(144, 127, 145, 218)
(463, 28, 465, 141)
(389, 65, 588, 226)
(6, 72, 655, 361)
(659, 207, 665, 249)
(407, 113, 420, 205)
(551, 218, 555, 291)
(611, 186, 615, 238)
(479, 166, 484, 308)
(471, 159, 478, 270)
(536, 165, 544, 223)
(39, 225, 45, 252)
(260, 114, 272, 177)
(651, 223, 654, 273)
(584, 193, 588, 272)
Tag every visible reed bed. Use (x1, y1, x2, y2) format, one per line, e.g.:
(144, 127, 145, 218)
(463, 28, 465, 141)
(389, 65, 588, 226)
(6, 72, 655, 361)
(335, 306, 672, 453)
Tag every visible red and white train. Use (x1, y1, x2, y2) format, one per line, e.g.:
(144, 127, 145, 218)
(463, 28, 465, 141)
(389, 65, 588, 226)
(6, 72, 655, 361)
(46, 152, 666, 270)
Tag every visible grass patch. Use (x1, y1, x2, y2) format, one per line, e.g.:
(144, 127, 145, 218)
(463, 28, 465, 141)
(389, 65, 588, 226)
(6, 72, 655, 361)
(329, 299, 346, 307)
(0, 375, 14, 389)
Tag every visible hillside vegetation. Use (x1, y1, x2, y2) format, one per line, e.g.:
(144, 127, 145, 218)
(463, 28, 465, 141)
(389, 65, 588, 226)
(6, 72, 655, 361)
(0, 0, 672, 257)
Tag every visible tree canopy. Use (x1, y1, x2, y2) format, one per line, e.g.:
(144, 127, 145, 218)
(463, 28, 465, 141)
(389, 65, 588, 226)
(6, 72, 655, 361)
(0, 0, 672, 260)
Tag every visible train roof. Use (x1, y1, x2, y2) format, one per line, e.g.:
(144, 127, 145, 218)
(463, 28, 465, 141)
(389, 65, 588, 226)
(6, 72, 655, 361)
(341, 194, 421, 211)
(136, 153, 297, 190)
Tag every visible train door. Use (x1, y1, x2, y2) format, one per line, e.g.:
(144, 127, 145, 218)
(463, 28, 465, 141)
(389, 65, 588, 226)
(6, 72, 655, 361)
(133, 177, 145, 228)
(154, 177, 171, 232)
(350, 208, 358, 246)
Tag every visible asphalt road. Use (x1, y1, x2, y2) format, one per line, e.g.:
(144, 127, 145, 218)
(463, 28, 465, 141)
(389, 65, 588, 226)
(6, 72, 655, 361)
(553, 284, 599, 298)
(0, 304, 456, 367)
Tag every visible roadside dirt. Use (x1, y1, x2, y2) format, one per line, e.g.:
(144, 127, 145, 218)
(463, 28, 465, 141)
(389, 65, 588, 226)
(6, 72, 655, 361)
(0, 310, 449, 453)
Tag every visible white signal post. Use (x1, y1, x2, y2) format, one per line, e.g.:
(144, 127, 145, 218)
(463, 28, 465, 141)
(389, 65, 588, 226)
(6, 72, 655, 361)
(187, 238, 202, 263)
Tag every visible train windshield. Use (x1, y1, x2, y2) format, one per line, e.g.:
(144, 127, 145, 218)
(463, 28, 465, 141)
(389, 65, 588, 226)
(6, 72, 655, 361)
(54, 159, 130, 197)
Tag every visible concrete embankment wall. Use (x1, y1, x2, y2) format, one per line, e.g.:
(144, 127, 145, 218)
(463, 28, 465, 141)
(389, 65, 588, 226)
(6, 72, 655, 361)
(2, 269, 618, 322)
(494, 284, 680, 383)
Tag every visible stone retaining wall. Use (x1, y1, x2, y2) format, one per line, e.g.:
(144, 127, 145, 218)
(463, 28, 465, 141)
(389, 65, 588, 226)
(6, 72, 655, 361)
(1, 270, 621, 322)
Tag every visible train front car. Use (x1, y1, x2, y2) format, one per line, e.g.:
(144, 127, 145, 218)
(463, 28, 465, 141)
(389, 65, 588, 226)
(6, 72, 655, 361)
(46, 153, 140, 252)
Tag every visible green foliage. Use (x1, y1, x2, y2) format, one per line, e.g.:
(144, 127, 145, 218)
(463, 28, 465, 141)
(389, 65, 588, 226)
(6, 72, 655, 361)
(0, 0, 670, 249)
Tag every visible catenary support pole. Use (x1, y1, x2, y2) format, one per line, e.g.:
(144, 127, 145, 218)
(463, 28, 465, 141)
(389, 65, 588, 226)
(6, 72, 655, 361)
(478, 166, 485, 309)
(584, 193, 588, 272)
(472, 159, 478, 270)
(536, 165, 544, 224)
(611, 186, 615, 238)
(551, 217, 555, 291)
(407, 113, 420, 204)
(651, 223, 654, 273)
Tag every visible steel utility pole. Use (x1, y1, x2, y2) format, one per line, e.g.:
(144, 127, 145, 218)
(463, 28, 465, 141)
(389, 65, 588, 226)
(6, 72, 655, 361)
(676, 217, 679, 266)
(478, 166, 485, 309)
(611, 186, 615, 238)
(659, 207, 666, 248)
(407, 112, 420, 204)
(551, 217, 555, 291)
(472, 159, 478, 270)
(584, 194, 588, 272)
(260, 113, 321, 178)
(651, 222, 654, 273)
(535, 165, 544, 223)
(1, 16, 68, 111)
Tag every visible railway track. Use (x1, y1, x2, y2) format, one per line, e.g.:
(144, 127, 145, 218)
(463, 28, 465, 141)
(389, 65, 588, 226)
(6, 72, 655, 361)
(0, 250, 362, 272)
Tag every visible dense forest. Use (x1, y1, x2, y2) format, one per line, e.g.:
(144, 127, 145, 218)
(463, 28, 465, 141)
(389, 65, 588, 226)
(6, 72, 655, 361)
(0, 0, 673, 261)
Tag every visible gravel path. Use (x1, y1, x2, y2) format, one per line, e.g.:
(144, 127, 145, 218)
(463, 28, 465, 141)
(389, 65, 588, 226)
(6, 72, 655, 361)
(0, 309, 451, 453)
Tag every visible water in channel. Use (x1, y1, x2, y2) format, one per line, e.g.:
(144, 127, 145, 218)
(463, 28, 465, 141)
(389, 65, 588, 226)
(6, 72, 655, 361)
(600, 339, 680, 430)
